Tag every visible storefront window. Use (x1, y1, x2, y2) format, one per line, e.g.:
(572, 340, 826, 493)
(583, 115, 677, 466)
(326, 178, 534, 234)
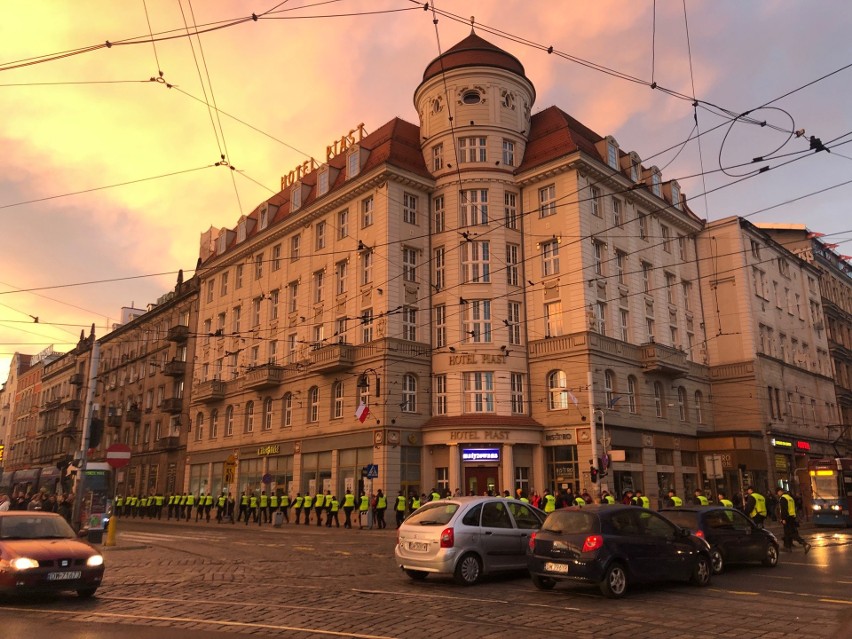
(188, 463, 209, 496)
(400, 446, 421, 498)
(546, 445, 579, 494)
(267, 455, 293, 495)
(238, 458, 263, 495)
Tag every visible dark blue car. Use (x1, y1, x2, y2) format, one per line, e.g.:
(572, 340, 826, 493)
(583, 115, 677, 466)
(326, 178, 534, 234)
(527, 505, 711, 598)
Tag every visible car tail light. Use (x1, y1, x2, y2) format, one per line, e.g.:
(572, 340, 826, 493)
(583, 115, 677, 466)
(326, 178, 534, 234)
(694, 529, 705, 539)
(582, 535, 603, 553)
(529, 531, 537, 551)
(440, 527, 455, 548)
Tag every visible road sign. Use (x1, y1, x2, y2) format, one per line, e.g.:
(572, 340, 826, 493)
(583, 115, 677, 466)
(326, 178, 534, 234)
(105, 443, 131, 469)
(262, 473, 272, 484)
(365, 464, 379, 479)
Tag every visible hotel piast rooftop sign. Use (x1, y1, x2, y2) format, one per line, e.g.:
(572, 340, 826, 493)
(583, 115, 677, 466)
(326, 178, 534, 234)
(280, 123, 366, 189)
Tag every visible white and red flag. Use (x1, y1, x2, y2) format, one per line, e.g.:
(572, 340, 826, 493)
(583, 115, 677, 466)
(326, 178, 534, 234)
(355, 402, 370, 423)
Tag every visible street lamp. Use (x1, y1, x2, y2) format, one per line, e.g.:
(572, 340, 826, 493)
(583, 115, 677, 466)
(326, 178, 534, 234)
(356, 369, 381, 400)
(591, 408, 609, 501)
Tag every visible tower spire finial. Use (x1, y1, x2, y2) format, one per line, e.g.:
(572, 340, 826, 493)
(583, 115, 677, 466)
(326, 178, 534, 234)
(470, 15, 475, 34)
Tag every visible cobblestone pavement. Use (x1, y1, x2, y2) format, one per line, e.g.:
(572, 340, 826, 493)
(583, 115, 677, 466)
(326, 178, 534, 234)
(1, 515, 850, 638)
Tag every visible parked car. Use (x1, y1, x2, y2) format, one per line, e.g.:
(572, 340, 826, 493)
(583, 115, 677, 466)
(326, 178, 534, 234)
(527, 505, 712, 598)
(395, 496, 545, 585)
(0, 511, 105, 598)
(659, 506, 779, 574)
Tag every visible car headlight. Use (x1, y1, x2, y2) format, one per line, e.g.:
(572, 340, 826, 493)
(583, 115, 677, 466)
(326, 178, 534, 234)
(86, 554, 104, 567)
(830, 505, 842, 511)
(812, 504, 822, 511)
(10, 557, 39, 570)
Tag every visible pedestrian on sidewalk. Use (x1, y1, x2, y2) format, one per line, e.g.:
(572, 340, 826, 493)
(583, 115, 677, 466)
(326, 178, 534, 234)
(342, 489, 355, 529)
(776, 488, 811, 554)
(744, 486, 767, 528)
(293, 493, 303, 524)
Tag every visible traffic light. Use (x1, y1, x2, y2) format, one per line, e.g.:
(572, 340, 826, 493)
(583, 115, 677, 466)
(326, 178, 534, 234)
(590, 466, 599, 483)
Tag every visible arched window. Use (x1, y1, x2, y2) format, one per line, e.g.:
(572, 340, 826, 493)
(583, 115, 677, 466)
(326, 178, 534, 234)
(195, 412, 204, 441)
(263, 397, 273, 430)
(282, 393, 292, 428)
(548, 370, 569, 410)
(245, 400, 255, 433)
(694, 391, 704, 424)
(654, 382, 664, 418)
(210, 409, 219, 439)
(226, 405, 234, 436)
(677, 387, 688, 421)
(402, 374, 417, 413)
(332, 382, 344, 419)
(627, 376, 638, 414)
(308, 386, 319, 422)
(604, 370, 615, 408)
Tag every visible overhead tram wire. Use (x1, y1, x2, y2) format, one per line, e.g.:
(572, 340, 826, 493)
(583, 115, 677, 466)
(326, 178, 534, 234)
(682, 0, 710, 219)
(141, 0, 164, 78)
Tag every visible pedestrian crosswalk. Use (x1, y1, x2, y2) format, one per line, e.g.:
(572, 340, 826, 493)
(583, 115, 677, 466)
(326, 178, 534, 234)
(118, 530, 229, 545)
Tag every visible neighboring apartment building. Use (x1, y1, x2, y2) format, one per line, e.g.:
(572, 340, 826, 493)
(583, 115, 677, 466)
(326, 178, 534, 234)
(0, 352, 33, 480)
(96, 273, 198, 498)
(757, 223, 852, 456)
(186, 33, 712, 505)
(696, 217, 838, 496)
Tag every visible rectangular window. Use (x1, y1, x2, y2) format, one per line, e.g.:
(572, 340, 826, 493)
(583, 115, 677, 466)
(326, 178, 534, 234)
(235, 264, 244, 289)
(544, 301, 563, 337)
(434, 247, 445, 291)
(638, 212, 648, 240)
(464, 300, 492, 343)
(678, 235, 687, 260)
(290, 234, 300, 261)
(206, 279, 214, 303)
(334, 211, 348, 242)
(612, 197, 622, 227)
(433, 195, 445, 232)
(270, 289, 279, 320)
(361, 251, 373, 286)
(661, 225, 671, 253)
(616, 251, 626, 284)
(252, 298, 262, 328)
(590, 186, 601, 217)
(435, 374, 447, 415)
(312, 323, 324, 347)
(403, 192, 418, 225)
(216, 312, 226, 334)
(460, 189, 488, 225)
(288, 281, 298, 314)
(682, 281, 692, 311)
(539, 184, 556, 217)
(402, 247, 417, 282)
(508, 301, 522, 345)
(313, 270, 324, 304)
(361, 308, 373, 343)
(510, 373, 524, 414)
(254, 253, 263, 280)
(432, 144, 443, 171)
(335, 260, 347, 295)
(502, 139, 515, 166)
(402, 306, 417, 341)
(620, 309, 629, 341)
(347, 150, 360, 178)
(318, 170, 329, 196)
(233, 306, 241, 334)
(642, 261, 652, 293)
(361, 196, 374, 228)
(458, 136, 487, 163)
(220, 271, 229, 296)
(542, 240, 560, 276)
(291, 185, 301, 210)
(666, 272, 676, 304)
(434, 304, 446, 348)
(462, 241, 490, 283)
(271, 244, 281, 271)
(315, 221, 326, 250)
(464, 372, 495, 413)
(594, 301, 607, 336)
(506, 244, 520, 286)
(504, 192, 518, 229)
(203, 318, 212, 344)
(593, 240, 605, 276)
(335, 317, 347, 343)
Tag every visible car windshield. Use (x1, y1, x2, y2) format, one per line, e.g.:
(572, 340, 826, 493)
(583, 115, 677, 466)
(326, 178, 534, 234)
(661, 510, 698, 530)
(0, 515, 76, 540)
(405, 502, 459, 526)
(541, 510, 599, 534)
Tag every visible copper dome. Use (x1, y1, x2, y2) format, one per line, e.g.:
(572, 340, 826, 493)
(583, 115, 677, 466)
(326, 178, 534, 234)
(422, 32, 528, 82)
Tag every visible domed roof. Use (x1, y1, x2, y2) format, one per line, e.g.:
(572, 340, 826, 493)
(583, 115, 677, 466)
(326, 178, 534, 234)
(422, 32, 528, 82)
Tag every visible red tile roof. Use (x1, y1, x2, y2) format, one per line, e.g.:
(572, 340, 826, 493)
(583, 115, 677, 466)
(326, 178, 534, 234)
(517, 105, 604, 173)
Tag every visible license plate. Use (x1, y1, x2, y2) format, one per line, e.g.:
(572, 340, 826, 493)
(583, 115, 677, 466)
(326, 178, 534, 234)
(544, 562, 569, 574)
(47, 571, 82, 581)
(408, 541, 429, 552)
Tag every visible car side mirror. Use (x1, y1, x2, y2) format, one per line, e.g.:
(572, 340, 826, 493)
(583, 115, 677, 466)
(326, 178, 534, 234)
(678, 527, 692, 538)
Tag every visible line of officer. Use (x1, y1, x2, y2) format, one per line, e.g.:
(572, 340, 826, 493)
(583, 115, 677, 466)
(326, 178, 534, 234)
(744, 486, 767, 528)
(776, 487, 811, 553)
(342, 489, 355, 528)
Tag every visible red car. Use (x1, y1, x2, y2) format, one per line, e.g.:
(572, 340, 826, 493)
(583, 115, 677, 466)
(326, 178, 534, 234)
(0, 511, 104, 598)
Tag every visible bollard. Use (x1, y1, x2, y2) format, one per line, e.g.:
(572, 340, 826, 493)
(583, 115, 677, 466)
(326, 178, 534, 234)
(104, 515, 117, 547)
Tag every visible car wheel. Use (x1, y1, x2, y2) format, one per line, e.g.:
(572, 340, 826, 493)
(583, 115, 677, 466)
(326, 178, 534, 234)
(404, 569, 428, 581)
(453, 553, 482, 586)
(690, 555, 711, 587)
(709, 547, 724, 574)
(762, 543, 779, 567)
(77, 588, 97, 599)
(531, 574, 556, 590)
(599, 562, 628, 598)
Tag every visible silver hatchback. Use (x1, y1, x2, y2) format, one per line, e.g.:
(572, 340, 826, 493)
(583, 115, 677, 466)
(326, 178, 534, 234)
(395, 496, 545, 585)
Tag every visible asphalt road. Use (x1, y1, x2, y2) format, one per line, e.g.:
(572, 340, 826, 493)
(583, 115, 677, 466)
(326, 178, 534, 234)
(1, 515, 850, 638)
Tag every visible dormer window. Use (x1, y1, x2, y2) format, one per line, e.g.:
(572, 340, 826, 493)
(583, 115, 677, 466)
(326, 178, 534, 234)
(629, 152, 641, 182)
(671, 182, 682, 210)
(651, 171, 662, 197)
(346, 148, 360, 179)
(318, 169, 329, 196)
(217, 232, 228, 255)
(259, 204, 269, 230)
(291, 184, 302, 211)
(237, 219, 247, 243)
(606, 137, 619, 170)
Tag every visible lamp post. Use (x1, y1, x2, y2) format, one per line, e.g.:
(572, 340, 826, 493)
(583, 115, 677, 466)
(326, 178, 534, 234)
(355, 369, 381, 401)
(592, 408, 608, 502)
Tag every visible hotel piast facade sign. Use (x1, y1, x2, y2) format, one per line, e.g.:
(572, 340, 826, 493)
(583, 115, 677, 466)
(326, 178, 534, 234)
(449, 430, 510, 442)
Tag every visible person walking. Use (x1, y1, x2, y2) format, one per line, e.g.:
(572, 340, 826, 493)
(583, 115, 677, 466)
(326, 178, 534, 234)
(303, 492, 313, 525)
(633, 490, 650, 508)
(374, 489, 387, 529)
(326, 495, 340, 528)
(358, 492, 369, 529)
(314, 491, 325, 527)
(542, 489, 556, 513)
(226, 492, 236, 524)
(342, 489, 355, 529)
(216, 492, 227, 523)
(395, 490, 407, 528)
(744, 486, 767, 528)
(292, 493, 303, 525)
(279, 491, 290, 523)
(776, 488, 811, 553)
(259, 491, 269, 525)
(248, 492, 259, 525)
(693, 489, 709, 506)
(665, 489, 683, 508)
(717, 491, 734, 508)
(238, 492, 249, 523)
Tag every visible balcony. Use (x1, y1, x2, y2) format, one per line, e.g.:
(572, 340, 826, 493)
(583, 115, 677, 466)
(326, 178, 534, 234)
(69, 373, 85, 385)
(163, 360, 187, 377)
(63, 398, 83, 412)
(107, 414, 122, 428)
(310, 343, 355, 373)
(167, 325, 189, 342)
(639, 342, 690, 378)
(243, 364, 286, 390)
(125, 409, 141, 423)
(195, 380, 226, 404)
(156, 435, 181, 451)
(44, 398, 61, 410)
(161, 397, 183, 414)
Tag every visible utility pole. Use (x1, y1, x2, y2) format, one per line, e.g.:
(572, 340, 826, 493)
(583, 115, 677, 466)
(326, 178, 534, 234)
(72, 336, 100, 532)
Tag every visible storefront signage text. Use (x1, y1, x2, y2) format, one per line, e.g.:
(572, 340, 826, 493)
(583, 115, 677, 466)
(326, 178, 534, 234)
(280, 123, 366, 189)
(462, 448, 500, 462)
(257, 444, 280, 456)
(544, 430, 574, 443)
(771, 438, 792, 448)
(448, 354, 507, 366)
(796, 440, 811, 451)
(450, 430, 509, 441)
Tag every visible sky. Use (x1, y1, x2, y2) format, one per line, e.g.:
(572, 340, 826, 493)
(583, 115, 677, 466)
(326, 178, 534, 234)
(1, 0, 851, 386)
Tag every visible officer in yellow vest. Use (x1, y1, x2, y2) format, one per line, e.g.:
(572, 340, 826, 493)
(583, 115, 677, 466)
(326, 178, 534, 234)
(154, 493, 164, 519)
(744, 486, 767, 528)
(204, 492, 214, 522)
(665, 489, 683, 508)
(430, 488, 441, 502)
(776, 488, 810, 553)
(394, 491, 407, 528)
(238, 492, 249, 523)
(270, 491, 279, 520)
(693, 489, 709, 506)
(410, 492, 421, 512)
(358, 492, 370, 529)
(259, 491, 269, 524)
(216, 492, 227, 523)
(602, 491, 616, 505)
(195, 493, 205, 522)
(543, 489, 556, 513)
(574, 494, 586, 507)
(342, 489, 355, 528)
(314, 491, 326, 527)
(326, 495, 340, 528)
(717, 491, 734, 508)
(279, 491, 290, 523)
(115, 494, 124, 518)
(303, 493, 313, 525)
(375, 489, 387, 529)
(632, 489, 651, 509)
(292, 493, 304, 524)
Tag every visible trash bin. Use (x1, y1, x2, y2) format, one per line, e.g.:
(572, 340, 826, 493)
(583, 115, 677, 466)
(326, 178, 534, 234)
(273, 510, 285, 528)
(87, 528, 104, 544)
